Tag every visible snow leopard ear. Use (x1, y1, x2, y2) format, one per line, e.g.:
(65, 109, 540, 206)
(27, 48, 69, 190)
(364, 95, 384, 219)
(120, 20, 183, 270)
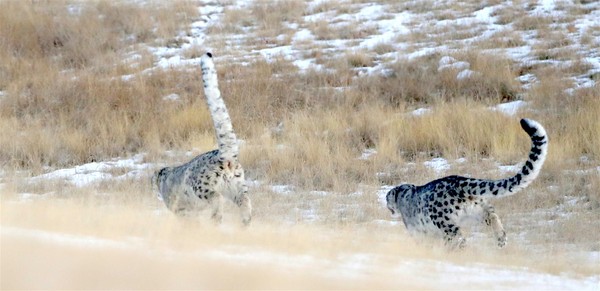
(153, 168, 168, 186)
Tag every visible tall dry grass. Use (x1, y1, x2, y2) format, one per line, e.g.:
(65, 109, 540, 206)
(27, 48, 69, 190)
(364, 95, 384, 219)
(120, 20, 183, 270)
(0, 1, 199, 170)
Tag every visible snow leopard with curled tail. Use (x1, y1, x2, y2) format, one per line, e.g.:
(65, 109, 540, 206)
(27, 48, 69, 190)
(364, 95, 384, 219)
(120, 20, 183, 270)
(386, 119, 548, 249)
(152, 52, 251, 225)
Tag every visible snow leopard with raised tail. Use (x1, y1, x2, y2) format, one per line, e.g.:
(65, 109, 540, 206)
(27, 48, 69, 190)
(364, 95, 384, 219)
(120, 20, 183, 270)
(153, 52, 251, 225)
(386, 119, 548, 249)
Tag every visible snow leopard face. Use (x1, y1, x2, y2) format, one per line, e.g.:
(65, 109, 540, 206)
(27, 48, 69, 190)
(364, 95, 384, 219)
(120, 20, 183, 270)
(386, 184, 415, 215)
(151, 167, 169, 201)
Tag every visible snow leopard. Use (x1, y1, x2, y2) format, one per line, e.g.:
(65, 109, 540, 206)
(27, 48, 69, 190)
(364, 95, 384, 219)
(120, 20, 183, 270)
(152, 52, 251, 225)
(386, 119, 548, 248)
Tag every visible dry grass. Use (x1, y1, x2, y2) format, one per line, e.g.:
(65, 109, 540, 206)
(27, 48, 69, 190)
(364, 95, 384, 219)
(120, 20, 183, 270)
(356, 51, 521, 105)
(0, 0, 200, 171)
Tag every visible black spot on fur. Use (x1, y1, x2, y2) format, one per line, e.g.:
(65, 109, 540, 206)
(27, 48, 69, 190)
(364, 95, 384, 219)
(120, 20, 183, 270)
(525, 161, 533, 170)
(520, 119, 537, 136)
(531, 135, 545, 142)
(515, 174, 522, 183)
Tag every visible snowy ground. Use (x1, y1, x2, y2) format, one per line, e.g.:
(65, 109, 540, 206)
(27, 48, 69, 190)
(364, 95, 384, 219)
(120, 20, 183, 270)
(2, 0, 599, 289)
(2, 225, 597, 290)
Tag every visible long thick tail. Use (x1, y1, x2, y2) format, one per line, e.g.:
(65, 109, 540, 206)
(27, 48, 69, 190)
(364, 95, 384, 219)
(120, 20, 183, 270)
(200, 52, 238, 160)
(462, 118, 548, 197)
(501, 118, 548, 194)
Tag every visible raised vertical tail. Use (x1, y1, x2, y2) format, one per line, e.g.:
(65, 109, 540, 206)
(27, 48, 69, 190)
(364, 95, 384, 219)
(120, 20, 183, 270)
(200, 52, 239, 160)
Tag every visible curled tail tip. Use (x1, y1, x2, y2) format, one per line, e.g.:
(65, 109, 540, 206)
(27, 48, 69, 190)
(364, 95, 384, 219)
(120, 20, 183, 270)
(520, 118, 546, 138)
(201, 52, 215, 68)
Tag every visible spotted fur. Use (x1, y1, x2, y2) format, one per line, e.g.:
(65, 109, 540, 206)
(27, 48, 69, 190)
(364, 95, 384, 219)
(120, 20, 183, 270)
(386, 119, 548, 248)
(152, 52, 251, 225)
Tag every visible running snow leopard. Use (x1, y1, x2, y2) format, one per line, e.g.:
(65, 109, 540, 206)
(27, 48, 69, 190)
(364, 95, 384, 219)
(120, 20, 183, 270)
(386, 119, 548, 248)
(152, 52, 251, 225)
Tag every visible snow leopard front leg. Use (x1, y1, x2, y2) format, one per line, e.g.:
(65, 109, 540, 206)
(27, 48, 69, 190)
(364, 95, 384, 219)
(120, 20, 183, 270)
(208, 192, 224, 224)
(443, 223, 466, 249)
(483, 203, 507, 247)
(235, 185, 252, 226)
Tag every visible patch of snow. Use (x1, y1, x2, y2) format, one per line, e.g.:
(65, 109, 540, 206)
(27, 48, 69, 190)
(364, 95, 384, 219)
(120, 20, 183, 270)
(411, 108, 431, 116)
(498, 164, 521, 173)
(439, 56, 457, 67)
(491, 100, 528, 116)
(372, 219, 401, 226)
(424, 158, 451, 174)
(256, 46, 293, 62)
(29, 154, 153, 187)
(2, 226, 137, 250)
(156, 55, 201, 69)
(292, 29, 314, 43)
(360, 11, 411, 49)
(377, 185, 396, 207)
(439, 60, 470, 72)
(518, 73, 537, 85)
(18, 192, 54, 202)
(356, 4, 384, 20)
(536, 0, 556, 13)
(358, 149, 377, 160)
(3, 225, 597, 290)
(474, 6, 497, 23)
(162, 93, 180, 101)
(456, 69, 479, 80)
(271, 185, 294, 195)
(66, 4, 82, 15)
(309, 191, 329, 196)
(246, 180, 262, 188)
(293, 58, 325, 72)
(120, 74, 135, 82)
(406, 47, 444, 60)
